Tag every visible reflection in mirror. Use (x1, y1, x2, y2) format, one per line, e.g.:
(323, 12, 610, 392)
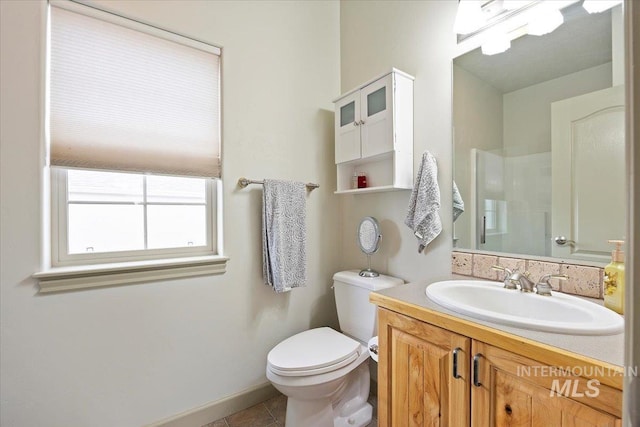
(453, 1, 625, 263)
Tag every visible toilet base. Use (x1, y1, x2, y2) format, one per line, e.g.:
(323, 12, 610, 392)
(285, 397, 335, 427)
(281, 361, 372, 427)
(335, 402, 372, 427)
(285, 399, 372, 427)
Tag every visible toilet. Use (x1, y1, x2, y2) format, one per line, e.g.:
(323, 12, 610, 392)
(266, 270, 403, 427)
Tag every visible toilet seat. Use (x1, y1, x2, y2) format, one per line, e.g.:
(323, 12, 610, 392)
(267, 327, 362, 377)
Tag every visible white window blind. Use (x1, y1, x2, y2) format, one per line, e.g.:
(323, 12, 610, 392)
(49, 3, 221, 178)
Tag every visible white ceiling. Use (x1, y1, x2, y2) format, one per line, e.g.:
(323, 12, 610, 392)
(454, 3, 613, 94)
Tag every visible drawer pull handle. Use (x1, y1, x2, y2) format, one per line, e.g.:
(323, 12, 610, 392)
(452, 347, 462, 379)
(473, 353, 482, 387)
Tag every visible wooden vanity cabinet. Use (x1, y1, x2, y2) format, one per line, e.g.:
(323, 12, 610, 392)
(377, 308, 622, 427)
(377, 308, 471, 426)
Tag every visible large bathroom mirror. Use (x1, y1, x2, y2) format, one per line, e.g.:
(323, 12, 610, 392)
(453, 1, 625, 264)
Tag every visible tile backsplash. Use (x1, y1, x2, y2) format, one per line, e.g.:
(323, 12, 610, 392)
(452, 251, 604, 299)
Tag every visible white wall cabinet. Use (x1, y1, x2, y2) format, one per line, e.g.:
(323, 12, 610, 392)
(333, 69, 414, 194)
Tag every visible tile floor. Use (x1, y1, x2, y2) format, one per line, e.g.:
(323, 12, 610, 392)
(202, 391, 378, 427)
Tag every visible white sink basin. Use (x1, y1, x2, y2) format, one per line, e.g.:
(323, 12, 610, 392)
(425, 280, 623, 335)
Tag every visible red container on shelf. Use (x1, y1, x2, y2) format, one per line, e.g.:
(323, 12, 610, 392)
(357, 173, 367, 188)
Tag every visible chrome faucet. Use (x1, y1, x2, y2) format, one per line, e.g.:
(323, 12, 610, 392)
(490, 266, 533, 291)
(508, 271, 535, 292)
(491, 265, 568, 295)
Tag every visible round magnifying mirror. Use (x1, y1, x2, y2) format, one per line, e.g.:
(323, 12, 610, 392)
(357, 216, 381, 277)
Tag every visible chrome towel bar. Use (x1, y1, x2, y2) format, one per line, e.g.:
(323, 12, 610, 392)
(237, 177, 319, 190)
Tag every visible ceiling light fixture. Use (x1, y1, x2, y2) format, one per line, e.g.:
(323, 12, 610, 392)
(582, 0, 623, 14)
(456, 0, 577, 54)
(454, 0, 485, 35)
(481, 30, 511, 55)
(527, 8, 564, 36)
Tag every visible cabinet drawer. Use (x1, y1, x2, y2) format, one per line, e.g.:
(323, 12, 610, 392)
(471, 340, 622, 426)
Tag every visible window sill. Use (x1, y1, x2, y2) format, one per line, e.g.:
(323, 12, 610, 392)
(33, 255, 229, 293)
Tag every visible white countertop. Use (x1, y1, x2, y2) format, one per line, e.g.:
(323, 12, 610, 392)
(373, 278, 624, 367)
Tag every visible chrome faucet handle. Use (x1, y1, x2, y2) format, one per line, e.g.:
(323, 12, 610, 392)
(491, 265, 513, 278)
(491, 265, 517, 289)
(539, 273, 568, 282)
(535, 274, 568, 296)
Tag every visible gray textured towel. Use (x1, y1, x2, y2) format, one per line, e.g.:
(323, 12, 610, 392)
(262, 179, 307, 292)
(453, 181, 465, 222)
(405, 151, 442, 252)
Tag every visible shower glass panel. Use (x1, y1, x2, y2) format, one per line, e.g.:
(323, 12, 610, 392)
(474, 149, 505, 252)
(472, 149, 550, 256)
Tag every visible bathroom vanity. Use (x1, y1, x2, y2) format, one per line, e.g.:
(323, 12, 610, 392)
(370, 281, 624, 426)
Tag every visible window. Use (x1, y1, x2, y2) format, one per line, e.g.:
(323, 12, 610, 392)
(36, 1, 226, 291)
(484, 199, 507, 235)
(52, 169, 217, 265)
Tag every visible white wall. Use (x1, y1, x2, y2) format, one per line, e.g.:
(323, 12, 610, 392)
(503, 62, 612, 157)
(0, 1, 340, 426)
(339, 0, 458, 283)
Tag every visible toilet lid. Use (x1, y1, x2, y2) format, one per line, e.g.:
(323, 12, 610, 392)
(267, 327, 362, 377)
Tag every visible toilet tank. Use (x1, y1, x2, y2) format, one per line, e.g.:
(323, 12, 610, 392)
(333, 270, 403, 343)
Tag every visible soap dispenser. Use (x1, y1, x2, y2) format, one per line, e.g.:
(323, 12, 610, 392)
(603, 239, 625, 314)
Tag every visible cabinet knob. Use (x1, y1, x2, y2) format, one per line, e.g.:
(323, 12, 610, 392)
(359, 119, 365, 125)
(353, 121, 359, 127)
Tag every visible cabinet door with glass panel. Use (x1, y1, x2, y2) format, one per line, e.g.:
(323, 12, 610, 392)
(360, 74, 393, 159)
(334, 74, 393, 163)
(335, 91, 362, 163)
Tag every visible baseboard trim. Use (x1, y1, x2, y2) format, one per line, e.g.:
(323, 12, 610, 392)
(146, 382, 279, 427)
